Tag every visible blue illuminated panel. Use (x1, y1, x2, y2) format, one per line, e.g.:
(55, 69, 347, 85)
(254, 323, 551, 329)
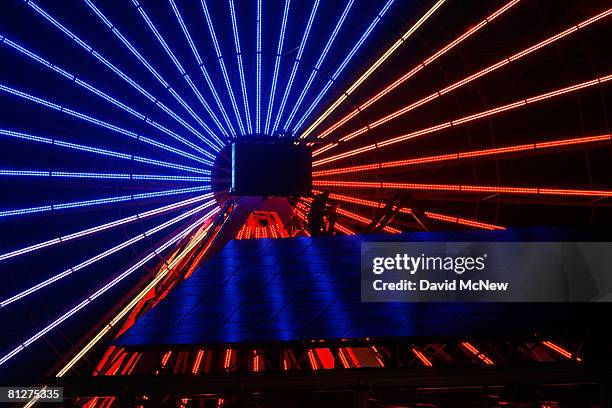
(116, 229, 594, 346)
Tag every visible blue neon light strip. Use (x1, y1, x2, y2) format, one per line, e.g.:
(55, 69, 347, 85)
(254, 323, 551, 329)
(284, 0, 354, 129)
(256, 0, 262, 134)
(272, 0, 320, 135)
(264, 0, 290, 135)
(200, 0, 246, 135)
(229, 0, 253, 134)
(0, 199, 217, 308)
(0, 193, 215, 263)
(0, 170, 211, 181)
(168, 0, 236, 136)
(0, 83, 214, 164)
(0, 206, 220, 367)
(231, 142, 236, 192)
(129, 0, 227, 144)
(0, 36, 218, 161)
(26, 0, 219, 152)
(0, 185, 212, 218)
(83, 0, 223, 150)
(0, 128, 210, 175)
(291, 0, 396, 135)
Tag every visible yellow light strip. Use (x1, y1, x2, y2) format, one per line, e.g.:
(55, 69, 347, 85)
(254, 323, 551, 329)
(298, 0, 446, 140)
(54, 216, 217, 379)
(24, 219, 218, 408)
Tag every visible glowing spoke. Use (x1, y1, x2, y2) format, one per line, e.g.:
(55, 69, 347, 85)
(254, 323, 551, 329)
(283, 0, 354, 130)
(314, 0, 521, 141)
(0, 206, 219, 368)
(424, 212, 505, 231)
(0, 82, 215, 164)
(314, 180, 612, 198)
(271, 0, 320, 135)
(313, 134, 612, 177)
(130, 0, 227, 143)
(0, 185, 211, 219)
(84, 0, 223, 149)
(168, 0, 236, 136)
(290, 0, 395, 135)
(0, 199, 216, 308)
(26, 0, 219, 150)
(229, 0, 253, 134)
(318, 6, 612, 150)
(0, 128, 210, 175)
(201, 0, 246, 135)
(55, 211, 220, 378)
(313, 73, 612, 166)
(298, 0, 446, 139)
(0, 35, 224, 161)
(0, 193, 214, 262)
(0, 170, 210, 181)
(264, 0, 290, 135)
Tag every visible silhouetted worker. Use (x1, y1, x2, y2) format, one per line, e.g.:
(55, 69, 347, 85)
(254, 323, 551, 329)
(307, 189, 333, 236)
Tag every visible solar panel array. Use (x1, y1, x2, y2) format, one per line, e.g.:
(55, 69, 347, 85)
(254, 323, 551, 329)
(116, 229, 608, 347)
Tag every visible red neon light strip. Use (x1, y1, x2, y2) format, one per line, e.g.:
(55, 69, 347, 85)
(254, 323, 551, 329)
(252, 350, 263, 372)
(412, 348, 433, 367)
(315, 0, 522, 140)
(338, 348, 351, 368)
(461, 341, 494, 365)
(424, 211, 504, 231)
(161, 351, 172, 368)
(192, 349, 205, 374)
(236, 224, 246, 240)
(314, 7, 612, 156)
(314, 180, 612, 198)
(542, 341, 581, 362)
(313, 134, 612, 177)
(314, 73, 612, 165)
(370, 346, 385, 367)
(307, 349, 319, 370)
(223, 349, 233, 370)
(120, 352, 141, 375)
